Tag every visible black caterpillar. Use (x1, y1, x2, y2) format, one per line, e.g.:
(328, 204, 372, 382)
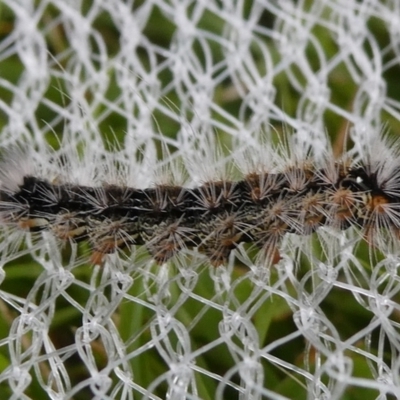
(0, 159, 393, 266)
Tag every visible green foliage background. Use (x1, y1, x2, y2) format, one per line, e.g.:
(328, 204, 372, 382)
(0, 1, 399, 399)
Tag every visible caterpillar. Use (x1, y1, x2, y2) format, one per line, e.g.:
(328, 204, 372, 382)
(0, 133, 398, 267)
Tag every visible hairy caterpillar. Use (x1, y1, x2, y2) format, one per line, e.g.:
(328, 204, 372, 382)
(0, 133, 399, 267)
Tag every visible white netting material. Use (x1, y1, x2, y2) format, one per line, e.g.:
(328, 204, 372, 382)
(0, 0, 400, 399)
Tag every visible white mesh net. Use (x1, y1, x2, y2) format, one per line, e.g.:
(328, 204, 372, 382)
(1, 0, 400, 399)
